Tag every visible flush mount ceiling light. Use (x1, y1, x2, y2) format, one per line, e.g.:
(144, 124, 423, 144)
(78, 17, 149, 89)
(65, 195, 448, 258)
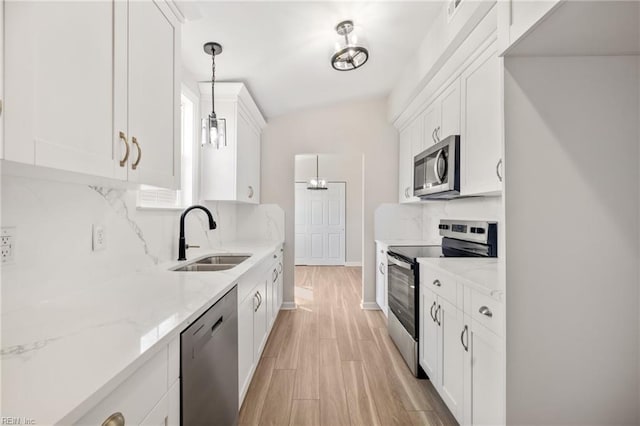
(307, 155, 328, 190)
(331, 20, 369, 71)
(201, 42, 226, 148)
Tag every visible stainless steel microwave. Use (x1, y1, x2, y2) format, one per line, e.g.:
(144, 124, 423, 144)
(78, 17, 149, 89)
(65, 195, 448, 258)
(413, 135, 460, 199)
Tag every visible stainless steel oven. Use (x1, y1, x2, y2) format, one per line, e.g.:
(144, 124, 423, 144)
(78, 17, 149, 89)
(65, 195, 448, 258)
(387, 220, 497, 378)
(413, 135, 460, 199)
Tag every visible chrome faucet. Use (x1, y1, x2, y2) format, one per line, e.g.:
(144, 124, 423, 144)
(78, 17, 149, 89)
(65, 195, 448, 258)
(178, 205, 217, 261)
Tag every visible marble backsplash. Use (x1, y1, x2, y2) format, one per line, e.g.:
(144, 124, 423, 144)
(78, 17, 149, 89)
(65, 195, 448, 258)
(0, 174, 284, 313)
(375, 196, 503, 245)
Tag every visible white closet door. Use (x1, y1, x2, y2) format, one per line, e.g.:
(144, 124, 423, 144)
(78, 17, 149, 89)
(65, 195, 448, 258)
(294, 182, 345, 266)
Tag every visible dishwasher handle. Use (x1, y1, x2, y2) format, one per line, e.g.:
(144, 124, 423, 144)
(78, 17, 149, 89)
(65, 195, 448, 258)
(211, 316, 224, 335)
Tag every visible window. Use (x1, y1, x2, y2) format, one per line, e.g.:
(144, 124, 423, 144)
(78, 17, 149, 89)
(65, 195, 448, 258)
(137, 87, 198, 209)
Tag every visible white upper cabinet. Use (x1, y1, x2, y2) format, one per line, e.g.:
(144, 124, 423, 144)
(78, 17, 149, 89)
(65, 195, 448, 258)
(200, 83, 265, 204)
(4, 0, 181, 188)
(422, 80, 461, 148)
(5, 1, 116, 176)
(460, 42, 502, 196)
(498, 0, 563, 55)
(125, 0, 180, 189)
(398, 118, 421, 203)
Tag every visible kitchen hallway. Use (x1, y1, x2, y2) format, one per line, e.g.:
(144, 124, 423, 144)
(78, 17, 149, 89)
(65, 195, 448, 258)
(239, 266, 457, 426)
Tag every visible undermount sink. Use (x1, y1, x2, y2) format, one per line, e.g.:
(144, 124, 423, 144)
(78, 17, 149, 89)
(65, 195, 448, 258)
(171, 254, 251, 272)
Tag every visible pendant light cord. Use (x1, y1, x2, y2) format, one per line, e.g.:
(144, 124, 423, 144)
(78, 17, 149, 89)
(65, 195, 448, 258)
(211, 53, 216, 118)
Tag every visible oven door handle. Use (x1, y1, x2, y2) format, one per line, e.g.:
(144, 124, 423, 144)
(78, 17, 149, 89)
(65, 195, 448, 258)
(387, 254, 414, 270)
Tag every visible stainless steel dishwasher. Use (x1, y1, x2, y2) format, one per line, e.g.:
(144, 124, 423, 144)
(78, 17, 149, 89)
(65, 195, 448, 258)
(181, 286, 238, 426)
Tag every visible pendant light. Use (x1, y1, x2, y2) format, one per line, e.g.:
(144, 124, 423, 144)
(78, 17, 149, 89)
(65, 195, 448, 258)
(201, 42, 226, 148)
(307, 155, 328, 190)
(331, 20, 369, 71)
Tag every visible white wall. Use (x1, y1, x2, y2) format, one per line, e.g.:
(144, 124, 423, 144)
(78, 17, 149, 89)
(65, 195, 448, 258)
(295, 154, 363, 264)
(261, 97, 398, 308)
(504, 56, 639, 424)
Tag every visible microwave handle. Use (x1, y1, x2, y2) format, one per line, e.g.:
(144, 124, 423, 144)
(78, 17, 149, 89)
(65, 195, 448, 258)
(434, 149, 445, 184)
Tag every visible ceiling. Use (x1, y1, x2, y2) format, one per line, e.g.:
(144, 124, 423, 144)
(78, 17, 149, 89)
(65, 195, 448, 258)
(180, 1, 444, 118)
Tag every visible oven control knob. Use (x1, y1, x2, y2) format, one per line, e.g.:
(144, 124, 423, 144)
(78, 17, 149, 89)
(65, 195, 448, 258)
(470, 227, 486, 234)
(439, 224, 449, 230)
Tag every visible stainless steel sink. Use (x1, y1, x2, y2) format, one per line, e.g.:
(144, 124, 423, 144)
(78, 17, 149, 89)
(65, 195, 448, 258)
(194, 255, 251, 265)
(171, 254, 251, 272)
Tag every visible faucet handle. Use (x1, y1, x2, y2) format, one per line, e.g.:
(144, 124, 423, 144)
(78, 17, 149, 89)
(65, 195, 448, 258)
(186, 244, 200, 249)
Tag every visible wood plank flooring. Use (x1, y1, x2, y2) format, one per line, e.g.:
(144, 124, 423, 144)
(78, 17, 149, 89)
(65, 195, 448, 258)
(239, 266, 457, 426)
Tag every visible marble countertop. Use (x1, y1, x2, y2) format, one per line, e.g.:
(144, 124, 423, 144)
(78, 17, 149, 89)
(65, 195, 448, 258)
(1, 240, 283, 425)
(417, 257, 504, 300)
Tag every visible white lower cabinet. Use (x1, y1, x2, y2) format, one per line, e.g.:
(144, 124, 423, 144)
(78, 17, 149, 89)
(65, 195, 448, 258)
(419, 264, 504, 425)
(76, 340, 174, 426)
(375, 242, 389, 316)
(237, 247, 284, 405)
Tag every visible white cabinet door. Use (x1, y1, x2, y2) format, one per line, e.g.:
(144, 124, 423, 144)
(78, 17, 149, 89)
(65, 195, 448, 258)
(4, 1, 116, 176)
(465, 320, 505, 426)
(460, 43, 502, 196)
(238, 291, 256, 402)
(167, 380, 180, 426)
(398, 126, 413, 203)
(439, 79, 461, 140)
(422, 103, 441, 148)
(127, 0, 178, 189)
(439, 298, 465, 422)
(236, 111, 261, 204)
(420, 287, 439, 383)
(375, 244, 388, 317)
(253, 280, 268, 361)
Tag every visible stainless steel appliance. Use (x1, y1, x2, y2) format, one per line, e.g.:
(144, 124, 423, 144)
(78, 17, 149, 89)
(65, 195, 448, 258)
(413, 135, 460, 199)
(181, 286, 238, 426)
(387, 220, 497, 377)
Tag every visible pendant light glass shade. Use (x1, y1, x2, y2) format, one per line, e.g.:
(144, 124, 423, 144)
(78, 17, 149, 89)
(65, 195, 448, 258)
(201, 42, 226, 148)
(331, 20, 369, 71)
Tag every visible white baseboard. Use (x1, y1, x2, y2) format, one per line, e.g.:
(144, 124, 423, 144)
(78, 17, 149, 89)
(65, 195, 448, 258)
(345, 261, 362, 267)
(280, 301, 297, 310)
(360, 301, 381, 310)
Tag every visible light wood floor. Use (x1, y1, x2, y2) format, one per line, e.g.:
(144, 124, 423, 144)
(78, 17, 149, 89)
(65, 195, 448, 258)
(239, 266, 458, 426)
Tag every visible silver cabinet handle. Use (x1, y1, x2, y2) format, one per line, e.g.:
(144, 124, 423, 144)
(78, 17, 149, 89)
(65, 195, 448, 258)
(429, 301, 437, 322)
(404, 187, 410, 198)
(496, 158, 503, 182)
(479, 306, 493, 318)
(131, 136, 142, 170)
(433, 279, 441, 287)
(102, 412, 125, 426)
(379, 262, 385, 275)
(277, 262, 283, 273)
(460, 325, 469, 352)
(431, 128, 437, 143)
(248, 186, 254, 198)
(435, 305, 441, 326)
(254, 292, 261, 312)
(436, 126, 441, 142)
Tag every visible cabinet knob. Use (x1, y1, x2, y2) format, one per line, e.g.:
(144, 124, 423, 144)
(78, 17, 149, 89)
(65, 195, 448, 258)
(433, 279, 441, 287)
(118, 132, 130, 167)
(131, 136, 142, 170)
(496, 158, 503, 182)
(248, 186, 254, 198)
(479, 306, 493, 318)
(102, 412, 125, 426)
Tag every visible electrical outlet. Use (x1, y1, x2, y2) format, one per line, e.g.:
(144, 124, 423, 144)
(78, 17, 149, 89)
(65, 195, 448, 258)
(92, 224, 106, 252)
(1, 227, 16, 264)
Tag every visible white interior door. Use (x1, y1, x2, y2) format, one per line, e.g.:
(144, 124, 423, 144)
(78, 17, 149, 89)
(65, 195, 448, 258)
(295, 182, 346, 266)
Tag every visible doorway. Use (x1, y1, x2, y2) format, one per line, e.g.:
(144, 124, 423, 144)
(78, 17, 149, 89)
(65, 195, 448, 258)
(293, 153, 363, 306)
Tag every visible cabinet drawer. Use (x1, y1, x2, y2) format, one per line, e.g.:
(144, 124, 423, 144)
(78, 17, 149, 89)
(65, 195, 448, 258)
(76, 346, 168, 425)
(421, 265, 458, 306)
(470, 290, 503, 337)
